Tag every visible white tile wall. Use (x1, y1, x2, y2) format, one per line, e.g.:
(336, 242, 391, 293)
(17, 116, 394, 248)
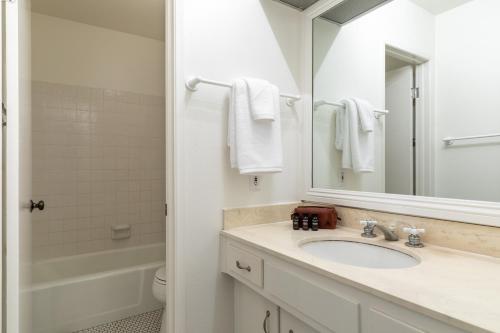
(32, 81, 166, 261)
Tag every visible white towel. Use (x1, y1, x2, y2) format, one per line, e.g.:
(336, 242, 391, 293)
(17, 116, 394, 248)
(335, 100, 347, 151)
(353, 98, 375, 132)
(228, 79, 283, 174)
(243, 78, 278, 121)
(335, 98, 375, 173)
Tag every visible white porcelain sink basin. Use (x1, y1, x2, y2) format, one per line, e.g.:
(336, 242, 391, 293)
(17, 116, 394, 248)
(301, 240, 419, 269)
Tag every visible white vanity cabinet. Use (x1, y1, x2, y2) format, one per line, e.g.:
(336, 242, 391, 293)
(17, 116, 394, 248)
(235, 282, 318, 333)
(222, 238, 469, 333)
(235, 282, 279, 333)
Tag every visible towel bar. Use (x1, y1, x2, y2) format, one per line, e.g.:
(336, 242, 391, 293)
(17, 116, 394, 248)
(314, 100, 389, 119)
(185, 76, 301, 107)
(443, 133, 500, 145)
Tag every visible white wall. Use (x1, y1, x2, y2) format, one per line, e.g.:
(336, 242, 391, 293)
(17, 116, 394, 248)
(176, 0, 302, 332)
(313, 0, 435, 192)
(32, 13, 165, 96)
(434, 0, 500, 202)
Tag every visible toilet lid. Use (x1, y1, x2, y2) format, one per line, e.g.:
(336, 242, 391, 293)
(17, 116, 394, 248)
(154, 266, 166, 284)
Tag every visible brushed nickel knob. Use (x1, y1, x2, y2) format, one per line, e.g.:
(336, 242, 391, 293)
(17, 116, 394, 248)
(30, 200, 45, 212)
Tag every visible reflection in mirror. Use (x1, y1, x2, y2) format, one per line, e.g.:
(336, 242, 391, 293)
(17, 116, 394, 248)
(312, 0, 500, 203)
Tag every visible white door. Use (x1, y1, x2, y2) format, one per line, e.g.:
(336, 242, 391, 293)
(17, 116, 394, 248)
(385, 65, 414, 195)
(4, 0, 32, 332)
(234, 282, 279, 333)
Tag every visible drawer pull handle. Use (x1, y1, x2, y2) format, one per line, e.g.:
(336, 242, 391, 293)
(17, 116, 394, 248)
(262, 310, 271, 333)
(289, 330, 294, 333)
(236, 260, 251, 272)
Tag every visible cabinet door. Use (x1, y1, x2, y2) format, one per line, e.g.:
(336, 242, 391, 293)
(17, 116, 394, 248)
(235, 282, 279, 333)
(280, 310, 318, 333)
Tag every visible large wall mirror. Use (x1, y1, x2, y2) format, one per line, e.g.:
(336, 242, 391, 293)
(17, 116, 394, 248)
(312, 0, 500, 207)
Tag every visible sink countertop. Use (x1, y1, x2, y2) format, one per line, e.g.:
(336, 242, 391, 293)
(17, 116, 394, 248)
(221, 222, 500, 333)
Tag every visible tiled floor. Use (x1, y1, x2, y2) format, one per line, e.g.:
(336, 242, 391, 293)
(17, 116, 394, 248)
(74, 308, 163, 333)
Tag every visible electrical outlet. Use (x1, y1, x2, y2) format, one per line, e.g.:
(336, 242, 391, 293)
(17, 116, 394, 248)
(249, 175, 261, 192)
(338, 171, 345, 185)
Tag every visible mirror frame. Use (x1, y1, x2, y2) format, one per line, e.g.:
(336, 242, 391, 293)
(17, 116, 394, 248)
(301, 0, 500, 227)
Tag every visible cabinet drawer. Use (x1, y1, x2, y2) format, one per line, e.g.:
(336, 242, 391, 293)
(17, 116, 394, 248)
(280, 310, 318, 333)
(366, 308, 426, 333)
(226, 243, 264, 288)
(265, 263, 360, 333)
(364, 305, 468, 333)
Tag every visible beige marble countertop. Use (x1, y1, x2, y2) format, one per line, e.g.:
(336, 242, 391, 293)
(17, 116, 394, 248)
(221, 222, 500, 333)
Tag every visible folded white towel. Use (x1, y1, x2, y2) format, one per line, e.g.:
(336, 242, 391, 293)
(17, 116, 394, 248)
(335, 98, 375, 173)
(335, 100, 347, 151)
(243, 78, 278, 121)
(228, 79, 283, 174)
(353, 98, 375, 132)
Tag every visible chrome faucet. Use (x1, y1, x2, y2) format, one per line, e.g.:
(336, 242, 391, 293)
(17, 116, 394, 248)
(360, 220, 399, 241)
(375, 224, 399, 241)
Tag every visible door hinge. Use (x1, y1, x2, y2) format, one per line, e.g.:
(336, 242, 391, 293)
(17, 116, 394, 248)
(165, 203, 168, 216)
(2, 103, 6, 127)
(411, 87, 420, 99)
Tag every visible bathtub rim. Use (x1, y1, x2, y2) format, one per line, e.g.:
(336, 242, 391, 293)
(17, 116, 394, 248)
(30, 242, 166, 291)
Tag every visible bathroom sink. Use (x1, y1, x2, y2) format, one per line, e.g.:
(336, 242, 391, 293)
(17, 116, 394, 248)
(300, 240, 419, 269)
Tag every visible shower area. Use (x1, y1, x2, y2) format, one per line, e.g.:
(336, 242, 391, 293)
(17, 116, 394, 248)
(28, 1, 167, 332)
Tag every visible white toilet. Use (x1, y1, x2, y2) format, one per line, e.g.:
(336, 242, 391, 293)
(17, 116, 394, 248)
(152, 266, 167, 333)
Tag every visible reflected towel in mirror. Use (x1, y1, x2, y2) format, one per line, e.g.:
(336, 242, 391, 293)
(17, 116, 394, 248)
(336, 98, 375, 173)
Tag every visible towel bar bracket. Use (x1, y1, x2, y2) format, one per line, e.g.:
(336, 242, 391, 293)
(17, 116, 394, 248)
(185, 77, 201, 91)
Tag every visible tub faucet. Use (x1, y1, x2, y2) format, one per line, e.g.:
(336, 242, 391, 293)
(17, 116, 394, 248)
(360, 220, 399, 241)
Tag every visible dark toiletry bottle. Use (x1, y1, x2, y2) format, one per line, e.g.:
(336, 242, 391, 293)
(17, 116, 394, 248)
(302, 214, 309, 231)
(311, 214, 319, 231)
(291, 213, 300, 230)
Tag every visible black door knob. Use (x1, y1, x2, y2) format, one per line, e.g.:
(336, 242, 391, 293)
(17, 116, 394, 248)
(30, 200, 45, 212)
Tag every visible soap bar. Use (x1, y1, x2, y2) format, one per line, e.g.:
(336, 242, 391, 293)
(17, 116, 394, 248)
(293, 206, 337, 229)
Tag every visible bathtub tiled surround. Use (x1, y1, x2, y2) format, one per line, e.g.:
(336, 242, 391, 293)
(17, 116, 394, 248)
(223, 203, 500, 257)
(32, 81, 166, 260)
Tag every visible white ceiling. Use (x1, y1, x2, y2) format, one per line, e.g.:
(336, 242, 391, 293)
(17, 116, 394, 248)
(410, 0, 473, 15)
(32, 0, 165, 41)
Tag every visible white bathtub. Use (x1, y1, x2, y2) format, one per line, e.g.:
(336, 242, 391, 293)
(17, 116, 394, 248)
(30, 243, 165, 333)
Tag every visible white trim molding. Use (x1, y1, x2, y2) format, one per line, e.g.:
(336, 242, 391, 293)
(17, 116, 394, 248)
(165, 0, 186, 332)
(303, 189, 500, 227)
(301, 0, 500, 227)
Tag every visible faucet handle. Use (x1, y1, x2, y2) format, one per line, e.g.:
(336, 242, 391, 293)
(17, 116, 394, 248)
(360, 219, 377, 227)
(402, 227, 425, 235)
(403, 227, 425, 248)
(360, 220, 377, 238)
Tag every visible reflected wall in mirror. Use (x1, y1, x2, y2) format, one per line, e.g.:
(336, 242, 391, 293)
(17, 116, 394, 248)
(312, 0, 500, 203)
